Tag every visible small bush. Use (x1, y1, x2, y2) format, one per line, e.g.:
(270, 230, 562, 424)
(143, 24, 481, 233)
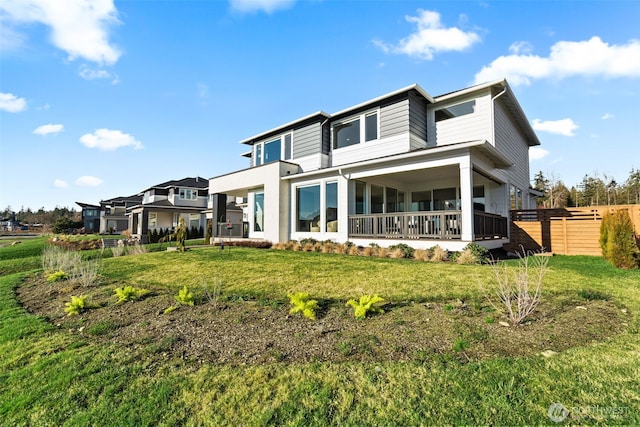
(46, 270, 68, 283)
(346, 294, 385, 320)
(348, 245, 360, 256)
(456, 249, 478, 265)
(376, 247, 390, 258)
(70, 259, 99, 287)
(321, 242, 335, 253)
(430, 245, 448, 262)
(288, 292, 319, 320)
(175, 285, 195, 306)
(114, 285, 150, 303)
(600, 209, 639, 269)
(64, 295, 88, 316)
(388, 243, 415, 259)
(463, 242, 489, 263)
(414, 249, 431, 261)
(362, 246, 375, 257)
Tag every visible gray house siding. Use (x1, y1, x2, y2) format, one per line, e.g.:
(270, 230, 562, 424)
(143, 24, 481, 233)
(408, 91, 428, 150)
(293, 122, 322, 159)
(380, 98, 409, 139)
(494, 100, 531, 195)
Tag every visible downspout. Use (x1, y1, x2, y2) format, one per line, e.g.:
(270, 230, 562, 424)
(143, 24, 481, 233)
(490, 85, 507, 145)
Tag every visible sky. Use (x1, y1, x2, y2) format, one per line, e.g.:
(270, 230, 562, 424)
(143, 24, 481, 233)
(1, 0, 639, 211)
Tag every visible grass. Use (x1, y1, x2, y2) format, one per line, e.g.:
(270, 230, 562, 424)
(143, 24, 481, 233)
(1, 237, 639, 425)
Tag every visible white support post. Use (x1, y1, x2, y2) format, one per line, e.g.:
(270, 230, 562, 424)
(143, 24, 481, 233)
(459, 158, 474, 241)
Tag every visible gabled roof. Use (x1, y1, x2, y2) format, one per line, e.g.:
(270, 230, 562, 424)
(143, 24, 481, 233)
(100, 194, 142, 205)
(145, 176, 209, 191)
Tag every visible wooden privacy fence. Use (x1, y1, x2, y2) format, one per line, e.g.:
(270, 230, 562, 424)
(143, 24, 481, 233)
(507, 205, 640, 256)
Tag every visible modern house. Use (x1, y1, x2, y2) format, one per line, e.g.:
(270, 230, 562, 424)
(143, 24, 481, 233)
(76, 202, 101, 233)
(208, 79, 541, 250)
(77, 195, 142, 234)
(128, 177, 209, 241)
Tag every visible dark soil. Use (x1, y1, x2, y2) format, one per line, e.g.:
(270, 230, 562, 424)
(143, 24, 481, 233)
(17, 275, 630, 366)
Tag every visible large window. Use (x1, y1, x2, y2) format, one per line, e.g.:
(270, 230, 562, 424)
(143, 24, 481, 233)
(435, 100, 476, 122)
(332, 110, 379, 149)
(148, 213, 157, 228)
(326, 182, 338, 232)
(297, 185, 320, 232)
(254, 193, 264, 232)
(371, 185, 384, 214)
(355, 181, 366, 214)
(473, 185, 485, 211)
(189, 214, 200, 229)
(179, 188, 198, 200)
(433, 188, 459, 210)
(386, 187, 398, 213)
(411, 191, 431, 211)
(263, 138, 281, 164)
(333, 119, 360, 149)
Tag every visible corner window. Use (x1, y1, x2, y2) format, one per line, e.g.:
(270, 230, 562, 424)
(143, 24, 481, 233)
(255, 144, 262, 166)
(365, 112, 378, 141)
(297, 185, 321, 232)
(435, 100, 476, 122)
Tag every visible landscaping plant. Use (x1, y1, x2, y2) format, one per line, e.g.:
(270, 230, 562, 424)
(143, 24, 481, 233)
(600, 209, 639, 269)
(114, 285, 150, 303)
(287, 292, 319, 320)
(346, 294, 385, 320)
(484, 250, 548, 325)
(64, 295, 88, 316)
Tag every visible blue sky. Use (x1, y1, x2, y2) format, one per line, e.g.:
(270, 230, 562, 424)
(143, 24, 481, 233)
(1, 0, 639, 211)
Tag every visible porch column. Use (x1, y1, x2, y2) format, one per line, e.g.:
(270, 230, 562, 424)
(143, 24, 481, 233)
(140, 210, 149, 243)
(459, 159, 474, 241)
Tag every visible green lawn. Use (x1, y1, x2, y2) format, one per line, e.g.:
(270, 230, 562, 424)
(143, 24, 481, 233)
(1, 237, 639, 425)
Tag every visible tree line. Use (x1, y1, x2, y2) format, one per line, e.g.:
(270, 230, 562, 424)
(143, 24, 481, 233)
(533, 168, 640, 208)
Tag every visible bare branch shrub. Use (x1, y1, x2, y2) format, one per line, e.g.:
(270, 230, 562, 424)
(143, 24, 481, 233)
(42, 245, 81, 274)
(484, 250, 548, 325)
(126, 243, 147, 256)
(203, 276, 223, 310)
(70, 259, 100, 287)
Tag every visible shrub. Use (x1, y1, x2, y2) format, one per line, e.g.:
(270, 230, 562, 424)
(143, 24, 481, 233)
(376, 247, 390, 258)
(302, 242, 315, 252)
(175, 285, 195, 306)
(414, 249, 431, 261)
(70, 259, 99, 287)
(484, 250, 548, 325)
(389, 248, 405, 259)
(321, 242, 335, 253)
(600, 209, 639, 269)
(430, 245, 448, 262)
(456, 248, 478, 265)
(463, 242, 490, 263)
(362, 246, 375, 257)
(348, 245, 360, 256)
(114, 285, 150, 303)
(203, 277, 223, 310)
(46, 270, 68, 283)
(175, 218, 188, 252)
(299, 238, 319, 246)
(288, 292, 319, 320)
(388, 243, 415, 259)
(346, 294, 385, 320)
(64, 295, 88, 316)
(127, 243, 147, 256)
(42, 245, 81, 274)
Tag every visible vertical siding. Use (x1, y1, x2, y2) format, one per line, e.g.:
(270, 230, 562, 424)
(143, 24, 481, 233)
(493, 101, 530, 192)
(380, 98, 409, 139)
(293, 122, 322, 159)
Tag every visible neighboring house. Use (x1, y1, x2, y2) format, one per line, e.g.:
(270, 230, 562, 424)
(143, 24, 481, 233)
(100, 195, 143, 234)
(128, 177, 209, 242)
(76, 202, 101, 233)
(208, 79, 541, 250)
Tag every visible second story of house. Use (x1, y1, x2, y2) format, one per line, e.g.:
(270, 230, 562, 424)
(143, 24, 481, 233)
(239, 79, 539, 175)
(100, 195, 142, 217)
(139, 177, 209, 208)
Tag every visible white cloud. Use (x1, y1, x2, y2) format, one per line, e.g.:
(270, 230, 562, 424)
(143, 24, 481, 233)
(373, 9, 481, 60)
(53, 179, 69, 188)
(532, 118, 579, 137)
(474, 36, 640, 85)
(79, 64, 119, 84)
(529, 146, 550, 160)
(75, 176, 104, 187)
(509, 41, 533, 55)
(229, 0, 295, 14)
(601, 113, 614, 120)
(79, 128, 143, 151)
(0, 0, 121, 65)
(0, 92, 27, 112)
(33, 123, 64, 135)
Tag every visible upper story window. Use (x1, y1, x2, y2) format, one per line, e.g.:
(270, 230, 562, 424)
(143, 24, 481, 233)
(332, 110, 379, 150)
(179, 188, 198, 200)
(254, 132, 292, 166)
(435, 100, 476, 122)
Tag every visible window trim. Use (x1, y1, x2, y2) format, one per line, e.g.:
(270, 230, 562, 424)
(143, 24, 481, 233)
(331, 108, 380, 150)
(434, 99, 477, 123)
(253, 131, 293, 165)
